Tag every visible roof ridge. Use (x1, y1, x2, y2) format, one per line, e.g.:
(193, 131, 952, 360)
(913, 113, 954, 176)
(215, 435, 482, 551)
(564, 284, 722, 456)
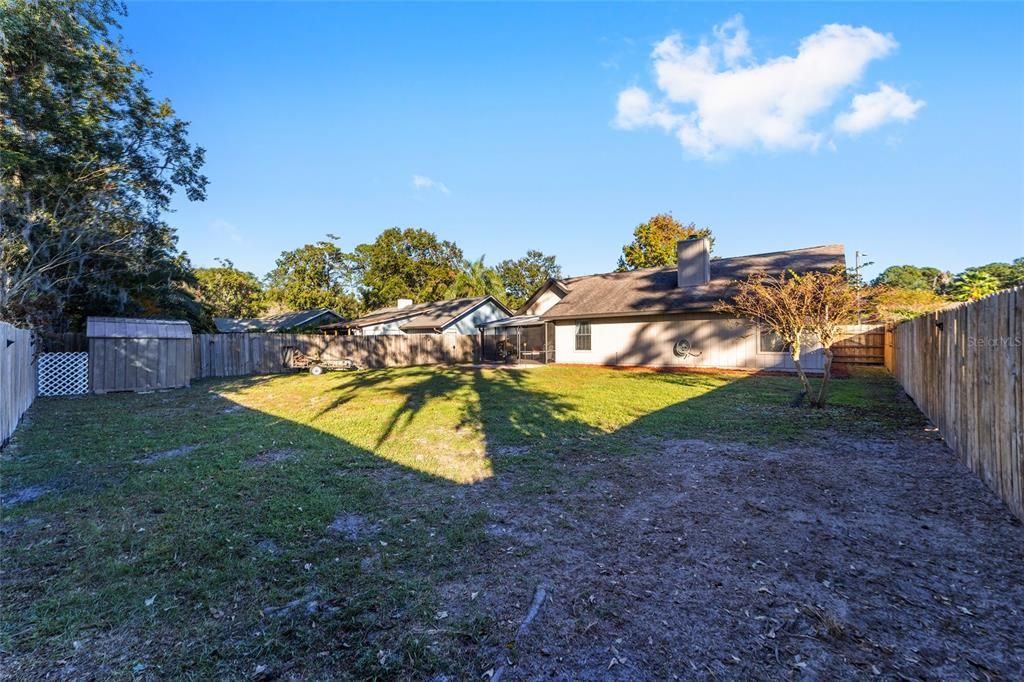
(558, 244, 844, 283)
(723, 243, 845, 260)
(349, 296, 498, 328)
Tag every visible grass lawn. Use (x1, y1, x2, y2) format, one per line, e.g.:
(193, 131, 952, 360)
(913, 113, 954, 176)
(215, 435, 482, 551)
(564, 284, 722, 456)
(2, 365, 1022, 679)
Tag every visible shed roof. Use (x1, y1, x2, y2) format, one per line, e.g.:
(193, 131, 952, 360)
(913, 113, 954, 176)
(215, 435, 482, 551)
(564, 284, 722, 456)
(336, 296, 511, 332)
(213, 308, 344, 333)
(538, 244, 846, 320)
(86, 317, 193, 339)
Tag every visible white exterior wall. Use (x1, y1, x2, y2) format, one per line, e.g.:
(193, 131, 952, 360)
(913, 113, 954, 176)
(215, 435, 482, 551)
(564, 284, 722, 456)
(445, 301, 509, 334)
(552, 314, 825, 372)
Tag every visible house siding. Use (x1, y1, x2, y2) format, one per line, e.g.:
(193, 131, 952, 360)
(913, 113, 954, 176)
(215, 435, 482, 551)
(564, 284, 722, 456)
(359, 318, 415, 335)
(522, 288, 564, 316)
(552, 313, 825, 372)
(358, 301, 509, 336)
(445, 301, 509, 334)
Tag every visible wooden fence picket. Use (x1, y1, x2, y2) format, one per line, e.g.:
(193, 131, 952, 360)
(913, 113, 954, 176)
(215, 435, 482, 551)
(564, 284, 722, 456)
(1, 322, 37, 447)
(892, 287, 1023, 520)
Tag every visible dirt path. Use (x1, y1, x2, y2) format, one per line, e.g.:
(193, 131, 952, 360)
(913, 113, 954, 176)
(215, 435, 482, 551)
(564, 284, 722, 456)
(464, 430, 1024, 680)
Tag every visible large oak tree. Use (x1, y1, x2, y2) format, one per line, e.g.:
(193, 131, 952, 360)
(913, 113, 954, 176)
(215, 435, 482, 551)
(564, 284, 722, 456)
(193, 260, 266, 319)
(345, 228, 463, 310)
(1, 0, 210, 331)
(616, 214, 713, 271)
(496, 250, 562, 310)
(265, 240, 360, 317)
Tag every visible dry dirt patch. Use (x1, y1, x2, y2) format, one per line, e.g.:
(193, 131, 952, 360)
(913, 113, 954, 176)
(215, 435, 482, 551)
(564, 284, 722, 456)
(243, 449, 297, 467)
(327, 513, 380, 541)
(454, 432, 1024, 680)
(0, 485, 50, 508)
(134, 445, 197, 465)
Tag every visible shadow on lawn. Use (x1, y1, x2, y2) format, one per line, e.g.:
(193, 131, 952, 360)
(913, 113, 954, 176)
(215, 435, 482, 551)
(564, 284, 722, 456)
(209, 364, 908, 488)
(210, 365, 598, 484)
(0, 365, 920, 682)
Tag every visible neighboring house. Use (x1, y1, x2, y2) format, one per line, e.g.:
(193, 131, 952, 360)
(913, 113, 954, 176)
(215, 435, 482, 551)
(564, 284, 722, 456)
(335, 296, 512, 335)
(213, 308, 346, 333)
(481, 238, 845, 372)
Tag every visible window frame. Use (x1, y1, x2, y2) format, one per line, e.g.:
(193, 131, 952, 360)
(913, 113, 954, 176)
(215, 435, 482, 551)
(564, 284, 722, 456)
(757, 325, 790, 354)
(574, 320, 592, 352)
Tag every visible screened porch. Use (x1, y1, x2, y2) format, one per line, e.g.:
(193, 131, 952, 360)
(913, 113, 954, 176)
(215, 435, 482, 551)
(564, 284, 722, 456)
(479, 316, 555, 365)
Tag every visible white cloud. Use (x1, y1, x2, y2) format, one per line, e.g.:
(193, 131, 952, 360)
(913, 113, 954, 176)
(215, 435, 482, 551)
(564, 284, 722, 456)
(412, 175, 450, 194)
(615, 87, 683, 131)
(615, 16, 921, 157)
(834, 83, 925, 134)
(713, 15, 751, 67)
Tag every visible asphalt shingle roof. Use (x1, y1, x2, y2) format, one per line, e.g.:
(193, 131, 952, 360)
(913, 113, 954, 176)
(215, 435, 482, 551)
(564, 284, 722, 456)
(340, 296, 509, 332)
(539, 244, 846, 320)
(213, 308, 343, 333)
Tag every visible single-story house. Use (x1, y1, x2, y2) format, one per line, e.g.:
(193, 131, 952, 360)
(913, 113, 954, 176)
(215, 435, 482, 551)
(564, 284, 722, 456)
(213, 308, 346, 333)
(333, 296, 511, 336)
(480, 238, 845, 372)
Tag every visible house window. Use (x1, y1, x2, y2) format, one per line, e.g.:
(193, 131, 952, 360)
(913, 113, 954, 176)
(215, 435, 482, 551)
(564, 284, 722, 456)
(575, 321, 592, 351)
(758, 326, 789, 353)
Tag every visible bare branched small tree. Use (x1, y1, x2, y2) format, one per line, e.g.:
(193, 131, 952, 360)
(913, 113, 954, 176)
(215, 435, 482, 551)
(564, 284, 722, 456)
(716, 268, 858, 408)
(803, 269, 859, 407)
(715, 272, 816, 399)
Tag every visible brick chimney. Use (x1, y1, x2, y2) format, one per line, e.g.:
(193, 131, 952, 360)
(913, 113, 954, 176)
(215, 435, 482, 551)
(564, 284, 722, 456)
(677, 237, 710, 287)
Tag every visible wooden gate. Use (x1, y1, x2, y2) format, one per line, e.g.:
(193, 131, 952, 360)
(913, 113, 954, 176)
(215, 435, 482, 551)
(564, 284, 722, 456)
(833, 324, 887, 366)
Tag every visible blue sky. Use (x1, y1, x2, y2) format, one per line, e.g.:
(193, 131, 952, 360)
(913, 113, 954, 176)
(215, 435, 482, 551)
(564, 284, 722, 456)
(122, 2, 1024, 282)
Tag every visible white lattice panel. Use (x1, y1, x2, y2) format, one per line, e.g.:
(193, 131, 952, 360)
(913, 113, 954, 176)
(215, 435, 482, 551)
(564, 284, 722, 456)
(37, 352, 89, 396)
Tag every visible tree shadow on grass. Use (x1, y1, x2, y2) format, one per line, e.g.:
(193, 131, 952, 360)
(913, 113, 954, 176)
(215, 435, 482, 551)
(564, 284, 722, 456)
(225, 365, 859, 487)
(284, 365, 599, 482)
(1, 364, 930, 681)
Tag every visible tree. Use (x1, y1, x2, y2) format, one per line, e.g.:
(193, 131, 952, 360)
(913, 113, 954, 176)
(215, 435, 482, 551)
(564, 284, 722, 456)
(802, 270, 860, 407)
(496, 250, 562, 310)
(447, 256, 506, 301)
(265, 240, 360, 317)
(1, 0, 208, 331)
(715, 269, 858, 408)
(345, 228, 463, 309)
(193, 260, 266, 318)
(946, 270, 1002, 301)
(871, 265, 950, 292)
(616, 214, 713, 271)
(969, 260, 1024, 289)
(715, 272, 816, 400)
(867, 287, 949, 323)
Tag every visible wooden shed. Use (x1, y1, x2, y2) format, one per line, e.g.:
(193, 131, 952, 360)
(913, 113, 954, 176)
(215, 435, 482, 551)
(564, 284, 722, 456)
(87, 317, 193, 393)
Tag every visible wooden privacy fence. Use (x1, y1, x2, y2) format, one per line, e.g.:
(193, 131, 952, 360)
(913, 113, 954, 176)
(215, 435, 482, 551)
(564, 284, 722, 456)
(192, 333, 481, 379)
(833, 324, 889, 366)
(1, 322, 36, 447)
(892, 287, 1023, 521)
(39, 332, 88, 353)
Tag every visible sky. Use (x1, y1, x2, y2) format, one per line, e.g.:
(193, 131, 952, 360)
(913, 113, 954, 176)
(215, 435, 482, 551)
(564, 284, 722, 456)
(121, 2, 1024, 282)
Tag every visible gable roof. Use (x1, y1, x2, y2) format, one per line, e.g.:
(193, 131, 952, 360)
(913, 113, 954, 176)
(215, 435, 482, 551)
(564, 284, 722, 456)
(538, 244, 846, 320)
(514, 278, 569, 316)
(87, 317, 192, 339)
(340, 296, 511, 332)
(213, 308, 343, 333)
